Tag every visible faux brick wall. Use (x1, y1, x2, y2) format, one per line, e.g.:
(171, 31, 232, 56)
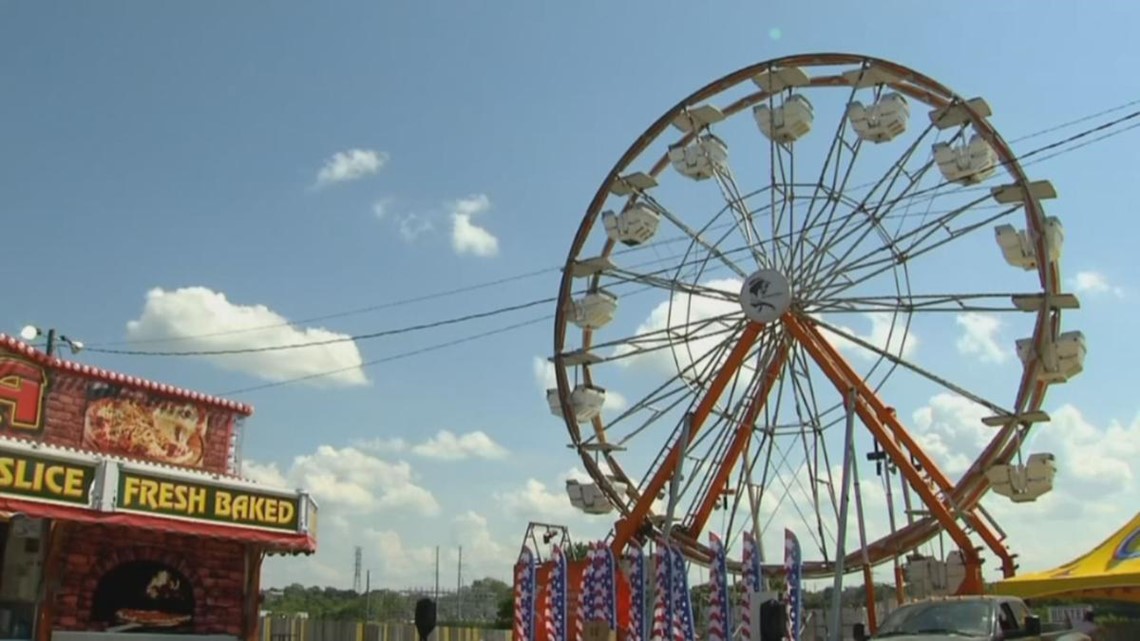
(32, 370, 238, 475)
(53, 524, 246, 635)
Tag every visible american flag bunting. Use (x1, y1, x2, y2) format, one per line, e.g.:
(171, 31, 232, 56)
(625, 543, 645, 641)
(668, 544, 695, 641)
(741, 531, 762, 641)
(514, 546, 537, 641)
(784, 529, 803, 641)
(651, 545, 671, 641)
(546, 545, 569, 641)
(707, 532, 729, 641)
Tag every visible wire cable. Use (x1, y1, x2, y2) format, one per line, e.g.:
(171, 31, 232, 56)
(86, 296, 558, 356)
(211, 108, 1140, 395)
(82, 98, 1140, 350)
(86, 106, 1140, 360)
(216, 315, 554, 396)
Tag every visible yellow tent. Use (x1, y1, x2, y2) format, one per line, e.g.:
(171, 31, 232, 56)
(993, 512, 1140, 603)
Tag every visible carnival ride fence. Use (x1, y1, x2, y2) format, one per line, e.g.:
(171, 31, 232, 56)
(259, 616, 510, 641)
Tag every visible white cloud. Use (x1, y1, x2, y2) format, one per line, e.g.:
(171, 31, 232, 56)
(247, 445, 527, 589)
(372, 197, 394, 219)
(1070, 270, 1124, 298)
(496, 478, 578, 520)
(954, 312, 1009, 364)
(354, 437, 409, 453)
(411, 430, 509, 461)
(125, 287, 368, 387)
(286, 445, 440, 516)
(450, 194, 500, 258)
(397, 213, 433, 242)
(314, 149, 387, 188)
(531, 356, 628, 414)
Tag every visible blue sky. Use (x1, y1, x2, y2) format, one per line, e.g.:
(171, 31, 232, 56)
(3, 1, 1140, 591)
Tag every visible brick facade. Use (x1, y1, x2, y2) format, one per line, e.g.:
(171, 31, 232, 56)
(53, 523, 247, 636)
(33, 369, 239, 475)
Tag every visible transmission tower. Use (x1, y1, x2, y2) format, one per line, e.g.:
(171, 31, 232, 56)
(353, 546, 363, 593)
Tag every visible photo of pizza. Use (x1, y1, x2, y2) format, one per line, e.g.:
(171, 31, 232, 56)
(84, 398, 207, 467)
(115, 609, 192, 628)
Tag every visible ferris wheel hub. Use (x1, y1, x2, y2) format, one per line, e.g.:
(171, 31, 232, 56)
(739, 269, 792, 324)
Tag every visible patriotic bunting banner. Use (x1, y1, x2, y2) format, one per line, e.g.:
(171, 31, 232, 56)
(514, 547, 537, 641)
(707, 533, 730, 641)
(624, 543, 646, 641)
(741, 531, 762, 641)
(669, 544, 696, 641)
(784, 529, 803, 641)
(652, 545, 672, 641)
(574, 547, 588, 641)
(598, 543, 617, 629)
(546, 545, 569, 641)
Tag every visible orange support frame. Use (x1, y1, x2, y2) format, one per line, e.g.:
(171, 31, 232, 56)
(684, 340, 790, 537)
(791, 315, 1016, 578)
(783, 314, 986, 596)
(611, 322, 764, 555)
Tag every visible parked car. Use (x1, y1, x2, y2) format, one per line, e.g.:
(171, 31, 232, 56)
(852, 595, 1091, 640)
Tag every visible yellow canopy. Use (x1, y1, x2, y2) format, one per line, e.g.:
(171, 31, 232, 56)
(993, 512, 1140, 604)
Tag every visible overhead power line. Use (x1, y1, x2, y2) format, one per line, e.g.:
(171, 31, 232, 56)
(209, 107, 1140, 394)
(82, 97, 1140, 351)
(217, 315, 554, 396)
(89, 105, 1140, 361)
(86, 297, 559, 356)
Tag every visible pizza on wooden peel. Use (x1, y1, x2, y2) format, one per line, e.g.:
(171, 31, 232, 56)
(114, 609, 191, 628)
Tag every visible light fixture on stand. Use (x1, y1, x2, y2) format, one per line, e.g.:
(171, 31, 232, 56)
(19, 325, 84, 357)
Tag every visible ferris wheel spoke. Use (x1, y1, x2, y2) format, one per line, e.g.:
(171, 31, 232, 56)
(683, 338, 790, 536)
(590, 309, 742, 352)
(809, 202, 1020, 301)
(795, 120, 943, 294)
(712, 161, 771, 269)
(803, 313, 1013, 420)
(807, 292, 1044, 314)
(640, 193, 751, 278)
(765, 130, 795, 270)
(611, 321, 765, 551)
(604, 265, 742, 300)
(792, 81, 865, 277)
(806, 196, 1011, 301)
(785, 344, 839, 558)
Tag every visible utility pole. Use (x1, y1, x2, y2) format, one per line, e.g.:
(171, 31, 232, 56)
(365, 570, 372, 622)
(354, 546, 363, 593)
(457, 546, 463, 622)
(434, 546, 440, 601)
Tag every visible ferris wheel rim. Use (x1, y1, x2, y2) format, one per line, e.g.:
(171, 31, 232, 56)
(550, 52, 1063, 579)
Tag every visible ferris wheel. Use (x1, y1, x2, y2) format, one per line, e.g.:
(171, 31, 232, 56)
(546, 53, 1086, 596)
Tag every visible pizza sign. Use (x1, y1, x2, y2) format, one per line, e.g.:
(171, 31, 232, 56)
(117, 470, 300, 532)
(0, 356, 48, 433)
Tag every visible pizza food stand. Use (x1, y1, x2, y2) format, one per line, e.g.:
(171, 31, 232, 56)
(0, 335, 318, 641)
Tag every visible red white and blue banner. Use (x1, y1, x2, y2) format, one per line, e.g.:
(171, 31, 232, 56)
(668, 544, 696, 641)
(624, 543, 646, 641)
(594, 542, 617, 629)
(707, 533, 730, 641)
(546, 545, 569, 641)
(514, 546, 537, 641)
(651, 545, 672, 641)
(784, 529, 803, 641)
(741, 530, 763, 641)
